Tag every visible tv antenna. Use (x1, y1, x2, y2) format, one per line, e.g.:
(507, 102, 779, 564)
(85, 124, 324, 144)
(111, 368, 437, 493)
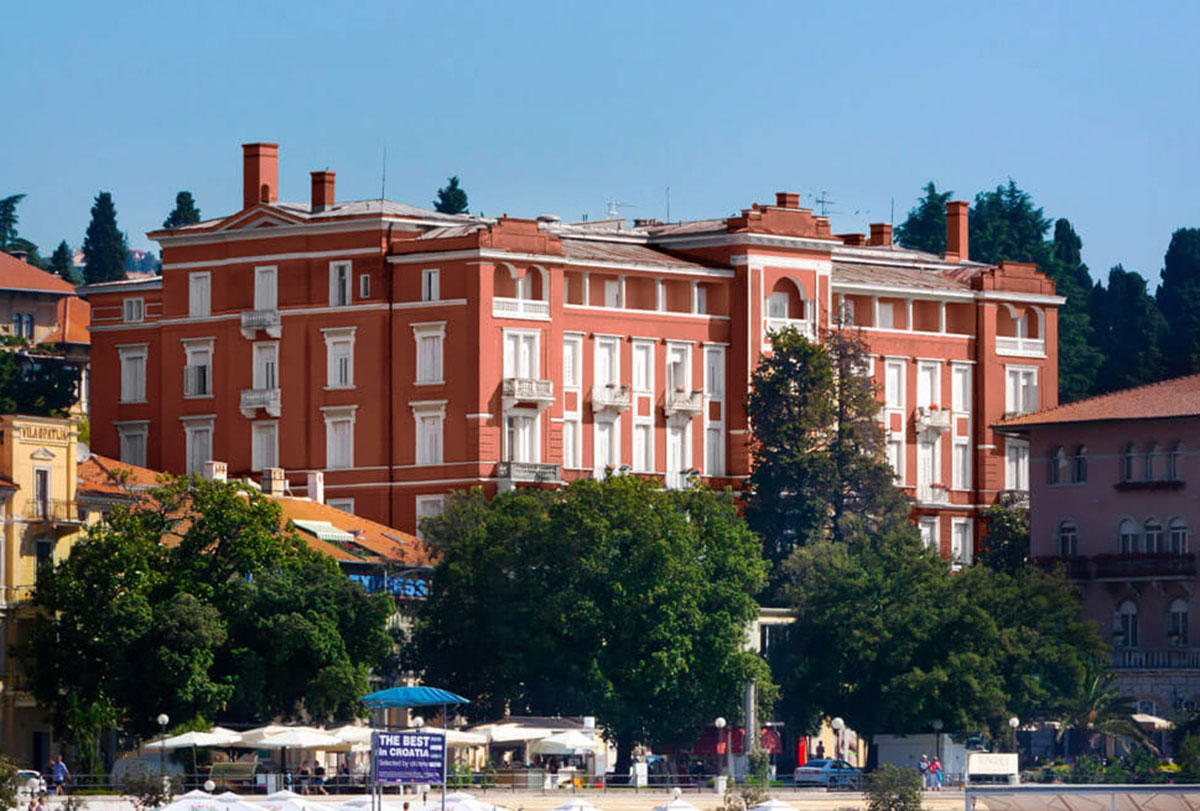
(607, 200, 636, 219)
(814, 191, 835, 217)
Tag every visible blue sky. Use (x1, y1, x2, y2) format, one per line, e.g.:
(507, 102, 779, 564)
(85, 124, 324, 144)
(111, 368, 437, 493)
(3, 0, 1198, 284)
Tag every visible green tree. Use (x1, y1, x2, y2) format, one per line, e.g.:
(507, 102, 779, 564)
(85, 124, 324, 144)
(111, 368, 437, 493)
(893, 182, 952, 255)
(1045, 219, 1103, 401)
(416, 476, 771, 774)
(1057, 665, 1155, 754)
(82, 191, 128, 284)
(24, 476, 391, 740)
(978, 496, 1030, 575)
(433, 176, 469, 215)
(1156, 228, 1200, 376)
(1091, 266, 1167, 393)
(863, 764, 921, 811)
(0, 351, 82, 415)
(0, 193, 26, 251)
(163, 191, 202, 228)
(49, 240, 75, 282)
(969, 180, 1051, 267)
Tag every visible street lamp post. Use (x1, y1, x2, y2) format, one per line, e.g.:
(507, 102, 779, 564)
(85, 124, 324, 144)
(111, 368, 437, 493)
(831, 717, 845, 761)
(714, 717, 727, 781)
(932, 720, 943, 764)
(1008, 716, 1020, 755)
(156, 713, 170, 790)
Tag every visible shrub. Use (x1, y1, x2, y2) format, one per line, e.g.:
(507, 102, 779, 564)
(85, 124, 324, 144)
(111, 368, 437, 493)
(863, 764, 922, 811)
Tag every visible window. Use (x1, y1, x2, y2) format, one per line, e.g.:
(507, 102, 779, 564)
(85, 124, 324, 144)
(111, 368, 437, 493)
(413, 323, 445, 384)
(117, 422, 148, 467)
(182, 339, 213, 397)
(665, 424, 688, 489)
(1146, 442, 1159, 481)
(324, 328, 356, 388)
(1118, 518, 1139, 554)
(1048, 446, 1066, 484)
(595, 420, 619, 474)
(1005, 439, 1030, 491)
(118, 345, 147, 402)
(632, 342, 653, 392)
(705, 347, 724, 400)
(32, 468, 50, 518)
(696, 286, 708, 315)
(422, 269, 440, 302)
(563, 336, 582, 388)
(1115, 600, 1139, 648)
(1144, 519, 1164, 553)
(183, 418, 214, 476)
(329, 261, 352, 307)
(415, 495, 445, 539)
(412, 403, 445, 465)
(705, 425, 723, 476)
(666, 344, 689, 393)
(1123, 443, 1138, 481)
(23, 314, 33, 338)
(886, 438, 904, 480)
(1169, 599, 1189, 647)
(503, 331, 539, 378)
(35, 538, 54, 568)
(1005, 367, 1038, 415)
(1057, 520, 1078, 558)
(604, 279, 620, 308)
(254, 266, 277, 311)
(124, 298, 145, 323)
(885, 360, 904, 409)
(10, 313, 19, 336)
(1072, 446, 1088, 483)
(359, 274, 370, 299)
(952, 519, 973, 566)
(253, 343, 278, 390)
(877, 301, 894, 329)
(327, 498, 355, 514)
(633, 423, 652, 472)
(188, 272, 211, 318)
(323, 407, 356, 469)
(1170, 519, 1189, 554)
(593, 336, 619, 386)
(916, 363, 939, 409)
(251, 421, 278, 471)
(766, 291, 788, 319)
(1170, 443, 1183, 481)
(562, 419, 581, 468)
(951, 365, 972, 412)
(839, 299, 855, 326)
(504, 413, 537, 463)
(952, 441, 970, 490)
(918, 518, 938, 552)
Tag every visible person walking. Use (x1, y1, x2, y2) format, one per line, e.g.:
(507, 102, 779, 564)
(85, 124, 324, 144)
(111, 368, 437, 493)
(930, 757, 943, 791)
(918, 754, 930, 790)
(50, 756, 69, 796)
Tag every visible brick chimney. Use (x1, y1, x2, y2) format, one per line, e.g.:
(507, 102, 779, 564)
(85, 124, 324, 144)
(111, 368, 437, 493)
(311, 171, 335, 212)
(775, 192, 801, 209)
(202, 461, 227, 483)
(945, 201, 969, 263)
(263, 467, 286, 497)
(868, 223, 893, 247)
(242, 142, 279, 209)
(838, 233, 867, 246)
(307, 471, 325, 504)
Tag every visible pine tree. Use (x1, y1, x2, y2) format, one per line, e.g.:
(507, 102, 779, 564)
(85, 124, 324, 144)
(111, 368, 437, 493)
(1045, 219, 1102, 402)
(0, 194, 26, 251)
(433, 176, 469, 215)
(81, 192, 127, 284)
(893, 182, 952, 255)
(1093, 266, 1167, 393)
(48, 241, 74, 283)
(163, 191, 201, 228)
(969, 180, 1051, 266)
(1156, 228, 1200, 376)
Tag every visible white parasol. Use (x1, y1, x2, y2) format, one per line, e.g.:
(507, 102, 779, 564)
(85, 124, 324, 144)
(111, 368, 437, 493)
(530, 730, 601, 755)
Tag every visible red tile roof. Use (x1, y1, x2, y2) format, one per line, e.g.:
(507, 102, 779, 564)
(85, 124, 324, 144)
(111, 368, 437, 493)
(997, 372, 1200, 428)
(0, 252, 76, 295)
(77, 453, 164, 498)
(44, 297, 91, 345)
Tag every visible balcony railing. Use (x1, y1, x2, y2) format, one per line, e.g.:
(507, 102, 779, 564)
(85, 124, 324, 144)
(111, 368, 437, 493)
(496, 461, 560, 483)
(240, 387, 281, 418)
(1033, 555, 1091, 580)
(23, 499, 83, 524)
(914, 406, 952, 433)
(664, 389, 703, 419)
(1111, 647, 1200, 670)
(501, 378, 554, 409)
(184, 364, 211, 397)
(1093, 553, 1196, 580)
(996, 336, 1046, 357)
(763, 317, 816, 342)
(493, 298, 550, 320)
(591, 384, 632, 414)
(240, 308, 281, 338)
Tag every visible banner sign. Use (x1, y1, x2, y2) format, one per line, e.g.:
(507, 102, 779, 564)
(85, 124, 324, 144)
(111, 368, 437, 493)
(373, 731, 445, 784)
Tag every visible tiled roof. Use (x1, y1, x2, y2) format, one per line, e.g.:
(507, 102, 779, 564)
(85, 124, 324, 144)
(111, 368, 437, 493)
(0, 252, 76, 295)
(77, 453, 163, 498)
(998, 372, 1200, 428)
(44, 297, 91, 345)
(274, 199, 478, 224)
(560, 239, 717, 270)
(832, 261, 971, 292)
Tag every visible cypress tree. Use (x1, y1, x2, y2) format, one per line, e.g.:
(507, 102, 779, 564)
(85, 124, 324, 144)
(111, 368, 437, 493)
(82, 192, 127, 284)
(0, 193, 26, 251)
(893, 182, 952, 255)
(163, 191, 202, 228)
(1156, 228, 1200, 375)
(1093, 266, 1167, 393)
(969, 180, 1051, 266)
(1045, 219, 1102, 402)
(48, 241, 74, 283)
(433, 176, 469, 215)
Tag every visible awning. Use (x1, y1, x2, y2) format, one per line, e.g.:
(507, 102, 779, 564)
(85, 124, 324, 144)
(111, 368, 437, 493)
(293, 520, 357, 543)
(360, 686, 470, 708)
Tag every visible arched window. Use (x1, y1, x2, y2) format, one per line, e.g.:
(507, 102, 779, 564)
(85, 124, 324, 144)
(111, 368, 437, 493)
(1118, 518, 1139, 554)
(1169, 443, 1183, 482)
(1049, 446, 1066, 484)
(1144, 519, 1164, 554)
(1116, 600, 1139, 648)
(1014, 313, 1029, 338)
(10, 313, 20, 336)
(1072, 446, 1088, 483)
(22, 314, 33, 338)
(1137, 699, 1160, 716)
(1123, 444, 1138, 482)
(1146, 442, 1159, 481)
(1057, 520, 1078, 558)
(1169, 519, 1189, 554)
(1169, 599, 1189, 647)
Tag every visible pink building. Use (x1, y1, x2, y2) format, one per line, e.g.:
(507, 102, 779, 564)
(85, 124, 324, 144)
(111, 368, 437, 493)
(1001, 373, 1200, 717)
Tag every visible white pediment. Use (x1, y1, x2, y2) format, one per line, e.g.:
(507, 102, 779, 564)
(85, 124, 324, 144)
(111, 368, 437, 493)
(31, 447, 56, 461)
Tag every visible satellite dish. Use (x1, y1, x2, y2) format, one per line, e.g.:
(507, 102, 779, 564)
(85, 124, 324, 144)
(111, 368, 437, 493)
(77, 441, 90, 463)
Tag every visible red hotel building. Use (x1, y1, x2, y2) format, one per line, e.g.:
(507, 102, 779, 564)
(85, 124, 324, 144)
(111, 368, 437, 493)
(83, 143, 1061, 559)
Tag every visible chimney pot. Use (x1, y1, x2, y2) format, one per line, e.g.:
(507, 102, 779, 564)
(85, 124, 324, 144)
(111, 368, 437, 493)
(945, 201, 970, 262)
(242, 142, 279, 210)
(307, 471, 325, 504)
(263, 467, 286, 497)
(868, 223, 893, 247)
(775, 192, 801, 209)
(311, 171, 336, 212)
(203, 461, 228, 483)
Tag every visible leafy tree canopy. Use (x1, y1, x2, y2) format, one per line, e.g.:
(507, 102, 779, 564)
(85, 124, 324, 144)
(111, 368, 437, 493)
(164, 191, 202, 229)
(433, 176, 469, 215)
(1156, 228, 1200, 376)
(415, 476, 772, 772)
(82, 191, 128, 284)
(0, 350, 82, 416)
(1045, 219, 1103, 402)
(893, 182, 951, 255)
(24, 476, 392, 739)
(1092, 265, 1167, 393)
(49, 240, 76, 283)
(977, 497, 1030, 575)
(969, 180, 1052, 267)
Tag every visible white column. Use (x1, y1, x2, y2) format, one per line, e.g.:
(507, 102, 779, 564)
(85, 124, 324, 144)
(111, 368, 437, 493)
(581, 272, 590, 306)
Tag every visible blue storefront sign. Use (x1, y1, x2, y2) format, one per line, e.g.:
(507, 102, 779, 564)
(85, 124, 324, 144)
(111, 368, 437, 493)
(373, 731, 445, 784)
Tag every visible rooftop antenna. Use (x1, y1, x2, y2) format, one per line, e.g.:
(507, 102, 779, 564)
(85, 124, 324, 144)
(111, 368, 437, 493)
(607, 200, 635, 219)
(666, 186, 671, 224)
(890, 196, 895, 225)
(814, 191, 835, 217)
(379, 144, 388, 202)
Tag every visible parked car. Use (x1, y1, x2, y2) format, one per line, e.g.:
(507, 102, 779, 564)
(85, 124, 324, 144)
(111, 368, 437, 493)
(793, 758, 861, 787)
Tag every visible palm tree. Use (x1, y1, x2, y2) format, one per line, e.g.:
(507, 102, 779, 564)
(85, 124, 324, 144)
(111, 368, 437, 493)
(1057, 663, 1156, 755)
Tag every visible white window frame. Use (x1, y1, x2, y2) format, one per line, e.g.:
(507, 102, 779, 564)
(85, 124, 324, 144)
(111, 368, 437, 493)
(322, 405, 358, 470)
(703, 345, 726, 476)
(594, 418, 620, 477)
(123, 297, 145, 323)
(329, 261, 352, 307)
(916, 361, 941, 409)
(593, 335, 620, 387)
(952, 438, 971, 491)
(562, 417, 582, 469)
(632, 340, 654, 394)
(181, 415, 215, 476)
(412, 401, 447, 466)
(1006, 438, 1031, 491)
(951, 363, 972, 413)
(604, 279, 621, 308)
(563, 334, 582, 389)
(327, 497, 355, 514)
(323, 327, 356, 389)
(503, 329, 540, 379)
(188, 272, 211, 318)
(253, 342, 279, 390)
(884, 359, 905, 410)
(116, 421, 149, 467)
(254, 265, 278, 311)
(251, 420, 279, 472)
(422, 269, 440, 302)
(919, 517, 939, 553)
(951, 518, 973, 567)
(415, 495, 445, 539)
(359, 273, 371, 299)
(118, 344, 148, 403)
(1005, 365, 1039, 415)
(412, 322, 446, 385)
(182, 337, 214, 398)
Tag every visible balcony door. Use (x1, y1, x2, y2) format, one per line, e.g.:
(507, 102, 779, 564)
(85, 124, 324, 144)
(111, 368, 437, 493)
(505, 413, 538, 464)
(503, 332, 538, 379)
(253, 343, 278, 390)
(254, 266, 277, 311)
(666, 425, 687, 489)
(917, 437, 938, 499)
(34, 468, 50, 517)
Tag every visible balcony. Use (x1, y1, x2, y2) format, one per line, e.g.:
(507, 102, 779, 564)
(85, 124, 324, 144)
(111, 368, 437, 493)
(996, 336, 1046, 358)
(241, 309, 281, 339)
(763, 317, 816, 343)
(914, 406, 952, 433)
(1034, 555, 1091, 581)
(664, 389, 703, 419)
(915, 484, 951, 505)
(591, 383, 631, 415)
(493, 297, 550, 320)
(1111, 647, 1200, 670)
(501, 378, 554, 410)
(496, 461, 560, 485)
(1093, 552, 1196, 580)
(240, 387, 281, 418)
(23, 499, 83, 524)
